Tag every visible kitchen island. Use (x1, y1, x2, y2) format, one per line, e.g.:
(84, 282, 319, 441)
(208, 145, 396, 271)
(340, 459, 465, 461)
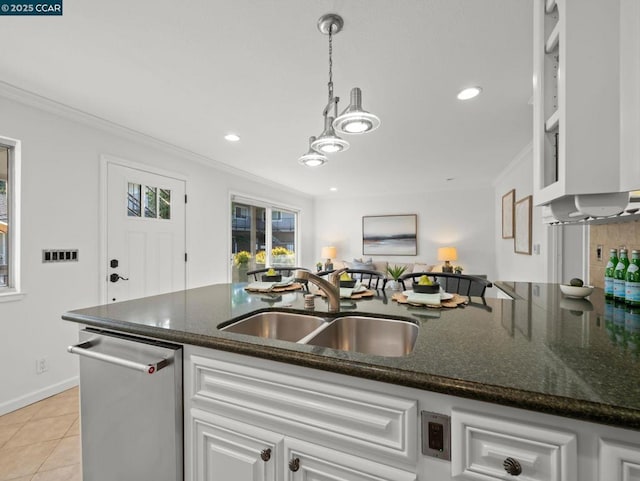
(63, 282, 640, 480)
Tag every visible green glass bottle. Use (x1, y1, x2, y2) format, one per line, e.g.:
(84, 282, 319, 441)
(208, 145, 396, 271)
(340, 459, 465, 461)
(604, 248, 618, 299)
(614, 248, 630, 302)
(626, 250, 640, 305)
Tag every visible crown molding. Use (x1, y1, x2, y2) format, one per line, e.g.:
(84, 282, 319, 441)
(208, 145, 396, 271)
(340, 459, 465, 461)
(0, 81, 312, 199)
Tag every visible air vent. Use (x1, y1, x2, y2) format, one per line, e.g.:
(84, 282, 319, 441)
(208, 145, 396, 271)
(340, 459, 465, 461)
(42, 249, 79, 263)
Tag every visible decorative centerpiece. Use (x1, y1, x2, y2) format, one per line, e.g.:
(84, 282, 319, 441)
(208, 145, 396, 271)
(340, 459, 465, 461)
(339, 271, 356, 288)
(559, 277, 593, 298)
(261, 267, 282, 282)
(412, 274, 440, 294)
(386, 264, 407, 291)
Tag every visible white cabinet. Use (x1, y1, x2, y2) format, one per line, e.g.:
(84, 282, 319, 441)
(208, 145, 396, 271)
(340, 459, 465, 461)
(533, 0, 622, 206)
(451, 409, 577, 481)
(184, 346, 418, 481)
(189, 409, 282, 481)
(284, 437, 416, 481)
(184, 345, 640, 481)
(599, 438, 640, 481)
(619, 0, 640, 192)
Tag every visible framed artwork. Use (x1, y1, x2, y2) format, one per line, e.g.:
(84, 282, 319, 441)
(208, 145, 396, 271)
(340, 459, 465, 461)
(502, 189, 515, 239)
(514, 195, 532, 255)
(362, 214, 417, 256)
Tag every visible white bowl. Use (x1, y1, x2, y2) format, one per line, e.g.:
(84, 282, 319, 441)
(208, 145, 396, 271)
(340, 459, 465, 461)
(559, 284, 594, 298)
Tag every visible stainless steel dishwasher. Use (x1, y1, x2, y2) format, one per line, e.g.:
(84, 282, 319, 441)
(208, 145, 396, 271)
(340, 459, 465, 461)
(68, 328, 183, 481)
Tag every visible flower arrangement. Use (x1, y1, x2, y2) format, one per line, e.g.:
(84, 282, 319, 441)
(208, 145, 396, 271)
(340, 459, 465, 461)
(454, 266, 463, 274)
(234, 251, 251, 266)
(255, 250, 266, 265)
(271, 246, 293, 256)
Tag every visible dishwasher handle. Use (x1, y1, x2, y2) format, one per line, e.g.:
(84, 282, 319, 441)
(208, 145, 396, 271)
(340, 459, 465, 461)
(68, 340, 169, 374)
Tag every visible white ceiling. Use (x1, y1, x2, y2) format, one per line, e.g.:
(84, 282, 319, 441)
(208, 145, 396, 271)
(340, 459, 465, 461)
(0, 0, 533, 198)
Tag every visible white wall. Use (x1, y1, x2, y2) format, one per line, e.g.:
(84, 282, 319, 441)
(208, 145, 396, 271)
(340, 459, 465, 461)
(493, 143, 587, 284)
(313, 187, 497, 287)
(493, 144, 549, 282)
(0, 93, 314, 414)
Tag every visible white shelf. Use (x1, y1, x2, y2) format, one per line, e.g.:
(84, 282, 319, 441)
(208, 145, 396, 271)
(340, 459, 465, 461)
(545, 110, 560, 131)
(545, 0, 557, 13)
(545, 22, 560, 53)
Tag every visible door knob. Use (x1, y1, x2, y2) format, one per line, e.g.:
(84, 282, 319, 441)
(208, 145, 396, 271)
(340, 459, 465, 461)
(109, 273, 129, 283)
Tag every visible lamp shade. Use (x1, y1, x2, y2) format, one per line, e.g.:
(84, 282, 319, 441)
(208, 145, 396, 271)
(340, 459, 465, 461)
(437, 247, 458, 262)
(321, 246, 337, 259)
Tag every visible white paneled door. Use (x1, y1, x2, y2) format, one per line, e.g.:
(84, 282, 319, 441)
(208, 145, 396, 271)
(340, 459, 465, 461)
(106, 162, 186, 303)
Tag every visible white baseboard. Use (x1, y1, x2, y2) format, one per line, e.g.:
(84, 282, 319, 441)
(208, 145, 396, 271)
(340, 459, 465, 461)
(0, 376, 79, 416)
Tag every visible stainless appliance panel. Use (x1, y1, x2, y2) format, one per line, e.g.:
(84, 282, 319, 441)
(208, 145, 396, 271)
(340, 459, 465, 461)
(75, 328, 182, 481)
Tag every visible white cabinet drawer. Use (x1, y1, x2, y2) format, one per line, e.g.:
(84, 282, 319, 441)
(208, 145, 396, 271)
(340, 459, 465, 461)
(284, 437, 417, 481)
(186, 348, 417, 466)
(451, 409, 577, 481)
(600, 438, 640, 481)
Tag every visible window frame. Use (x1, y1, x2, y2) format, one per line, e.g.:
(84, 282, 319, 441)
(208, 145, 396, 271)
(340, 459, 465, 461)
(229, 193, 301, 274)
(0, 135, 22, 301)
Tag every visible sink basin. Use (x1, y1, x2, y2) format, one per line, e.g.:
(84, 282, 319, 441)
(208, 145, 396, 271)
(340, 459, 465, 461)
(305, 316, 418, 357)
(221, 312, 326, 342)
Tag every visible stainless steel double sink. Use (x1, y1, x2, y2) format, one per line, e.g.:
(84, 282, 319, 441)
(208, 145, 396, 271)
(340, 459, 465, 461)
(220, 311, 418, 357)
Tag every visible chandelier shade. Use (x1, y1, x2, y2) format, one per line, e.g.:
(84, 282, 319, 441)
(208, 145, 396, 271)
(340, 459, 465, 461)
(333, 88, 381, 134)
(298, 136, 328, 167)
(311, 116, 349, 153)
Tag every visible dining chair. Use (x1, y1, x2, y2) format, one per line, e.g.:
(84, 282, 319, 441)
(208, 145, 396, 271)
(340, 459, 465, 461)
(399, 272, 492, 298)
(246, 267, 311, 291)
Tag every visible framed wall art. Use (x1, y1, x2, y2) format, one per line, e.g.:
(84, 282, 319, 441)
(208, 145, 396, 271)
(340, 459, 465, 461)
(514, 195, 532, 255)
(362, 214, 417, 256)
(502, 189, 515, 239)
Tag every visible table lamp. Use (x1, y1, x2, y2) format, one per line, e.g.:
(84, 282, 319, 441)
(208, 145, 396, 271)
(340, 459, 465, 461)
(321, 246, 337, 271)
(437, 247, 457, 273)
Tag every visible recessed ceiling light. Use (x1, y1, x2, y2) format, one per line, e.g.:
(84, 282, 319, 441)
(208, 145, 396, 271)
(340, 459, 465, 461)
(224, 133, 240, 142)
(457, 87, 482, 100)
(329, 187, 338, 191)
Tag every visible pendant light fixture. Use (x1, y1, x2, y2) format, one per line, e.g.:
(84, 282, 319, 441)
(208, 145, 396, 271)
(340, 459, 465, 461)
(298, 13, 380, 167)
(298, 136, 328, 167)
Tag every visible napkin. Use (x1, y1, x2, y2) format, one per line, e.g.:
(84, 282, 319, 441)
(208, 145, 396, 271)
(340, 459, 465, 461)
(246, 281, 277, 291)
(339, 282, 367, 298)
(404, 291, 441, 306)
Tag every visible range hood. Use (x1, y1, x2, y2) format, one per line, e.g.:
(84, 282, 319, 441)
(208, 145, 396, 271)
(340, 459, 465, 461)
(543, 192, 634, 225)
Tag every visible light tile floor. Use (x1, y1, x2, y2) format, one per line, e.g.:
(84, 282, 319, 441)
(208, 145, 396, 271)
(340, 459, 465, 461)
(0, 388, 81, 481)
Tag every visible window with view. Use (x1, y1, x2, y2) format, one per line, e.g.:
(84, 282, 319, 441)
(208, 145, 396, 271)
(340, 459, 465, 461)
(0, 146, 7, 287)
(0, 139, 18, 292)
(230, 197, 299, 282)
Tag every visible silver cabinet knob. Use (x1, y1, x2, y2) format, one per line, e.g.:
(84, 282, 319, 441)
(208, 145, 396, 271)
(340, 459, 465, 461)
(503, 457, 522, 476)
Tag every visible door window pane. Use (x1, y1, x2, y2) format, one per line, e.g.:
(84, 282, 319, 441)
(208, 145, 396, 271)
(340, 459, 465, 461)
(127, 183, 142, 217)
(271, 209, 296, 266)
(144, 186, 157, 218)
(159, 189, 171, 219)
(230, 199, 298, 281)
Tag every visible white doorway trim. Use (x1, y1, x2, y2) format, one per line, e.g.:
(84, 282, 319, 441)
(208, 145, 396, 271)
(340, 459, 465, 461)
(99, 154, 188, 304)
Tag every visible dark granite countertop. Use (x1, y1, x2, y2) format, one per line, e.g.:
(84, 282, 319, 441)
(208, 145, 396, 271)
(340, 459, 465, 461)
(63, 281, 640, 430)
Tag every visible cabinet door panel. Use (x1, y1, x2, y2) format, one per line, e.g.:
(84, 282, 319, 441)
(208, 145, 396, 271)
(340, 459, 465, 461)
(600, 439, 640, 481)
(283, 438, 416, 481)
(191, 409, 283, 481)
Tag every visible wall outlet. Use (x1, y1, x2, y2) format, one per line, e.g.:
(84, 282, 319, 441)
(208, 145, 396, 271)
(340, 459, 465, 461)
(36, 357, 48, 374)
